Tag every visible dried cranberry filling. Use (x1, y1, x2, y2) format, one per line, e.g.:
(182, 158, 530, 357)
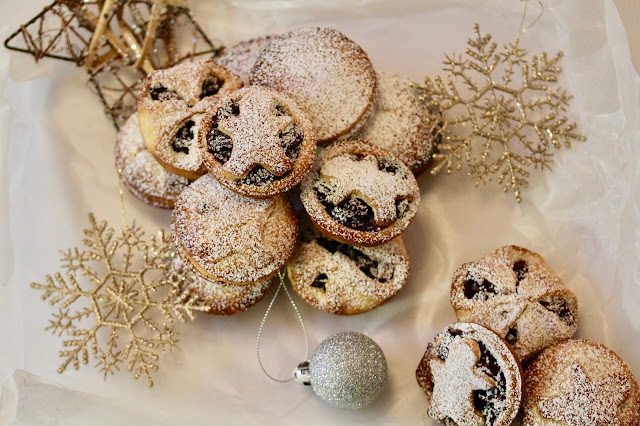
(150, 85, 180, 101)
(171, 120, 195, 154)
(463, 278, 498, 301)
(314, 183, 408, 232)
(539, 297, 575, 326)
(312, 236, 394, 282)
(200, 75, 223, 99)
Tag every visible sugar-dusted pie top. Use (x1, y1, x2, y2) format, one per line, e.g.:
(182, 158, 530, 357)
(450, 245, 578, 362)
(416, 322, 523, 426)
(251, 27, 377, 143)
(172, 174, 297, 284)
(522, 339, 640, 426)
(300, 140, 420, 246)
(355, 71, 441, 173)
(217, 36, 274, 85)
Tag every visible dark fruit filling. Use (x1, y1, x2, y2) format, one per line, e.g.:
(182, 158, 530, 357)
(314, 182, 408, 232)
(279, 125, 304, 160)
(200, 75, 223, 99)
(539, 297, 575, 326)
(434, 328, 506, 425)
(473, 340, 506, 425)
(311, 273, 328, 291)
(463, 277, 498, 301)
(238, 166, 285, 187)
(150, 85, 180, 101)
(274, 105, 287, 116)
(512, 260, 528, 284)
(505, 328, 518, 345)
(206, 100, 240, 163)
(308, 236, 394, 282)
(171, 120, 195, 154)
(377, 157, 401, 175)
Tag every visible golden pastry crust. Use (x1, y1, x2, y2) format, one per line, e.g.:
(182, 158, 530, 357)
(198, 86, 317, 197)
(216, 36, 274, 86)
(300, 140, 420, 247)
(137, 60, 243, 179)
(286, 219, 409, 315)
(416, 322, 523, 426)
(168, 244, 273, 315)
(114, 113, 190, 208)
(355, 71, 442, 174)
(522, 339, 640, 426)
(172, 174, 298, 284)
(450, 245, 578, 362)
(250, 27, 377, 144)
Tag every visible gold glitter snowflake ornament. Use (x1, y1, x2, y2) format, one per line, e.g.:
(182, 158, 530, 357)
(31, 214, 209, 387)
(417, 24, 586, 202)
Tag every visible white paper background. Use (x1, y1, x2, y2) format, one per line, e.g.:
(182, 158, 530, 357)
(1, 0, 639, 424)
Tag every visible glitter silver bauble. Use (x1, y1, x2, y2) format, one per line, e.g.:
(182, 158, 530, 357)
(295, 331, 388, 409)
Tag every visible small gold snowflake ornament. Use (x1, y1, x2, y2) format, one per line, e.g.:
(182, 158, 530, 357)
(31, 213, 209, 387)
(416, 24, 586, 202)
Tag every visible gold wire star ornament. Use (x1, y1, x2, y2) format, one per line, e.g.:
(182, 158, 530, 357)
(31, 213, 210, 387)
(4, 0, 222, 128)
(416, 20, 586, 202)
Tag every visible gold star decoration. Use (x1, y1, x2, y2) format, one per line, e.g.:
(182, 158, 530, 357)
(320, 154, 414, 226)
(429, 338, 495, 425)
(4, 0, 222, 128)
(415, 24, 586, 202)
(538, 363, 631, 425)
(220, 92, 294, 177)
(31, 213, 210, 387)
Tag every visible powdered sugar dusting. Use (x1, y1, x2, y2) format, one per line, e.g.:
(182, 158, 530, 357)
(219, 88, 294, 176)
(416, 323, 523, 426)
(355, 71, 440, 173)
(251, 27, 376, 143)
(287, 220, 409, 315)
(137, 59, 242, 178)
(115, 113, 189, 208)
(429, 338, 495, 425)
(169, 247, 273, 315)
(451, 245, 578, 362)
(300, 140, 420, 246)
(320, 153, 416, 226)
(172, 174, 298, 283)
(523, 339, 640, 425)
(217, 36, 274, 85)
(200, 87, 318, 197)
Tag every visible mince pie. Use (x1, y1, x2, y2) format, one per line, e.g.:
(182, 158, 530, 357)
(300, 140, 420, 246)
(137, 60, 243, 179)
(450, 245, 578, 362)
(416, 322, 523, 426)
(286, 219, 409, 315)
(199, 86, 317, 197)
(172, 174, 297, 284)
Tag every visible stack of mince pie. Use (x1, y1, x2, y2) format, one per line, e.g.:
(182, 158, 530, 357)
(415, 245, 640, 425)
(115, 26, 441, 315)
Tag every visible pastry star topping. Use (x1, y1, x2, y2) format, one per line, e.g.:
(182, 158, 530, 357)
(219, 91, 294, 177)
(429, 338, 495, 425)
(539, 363, 631, 426)
(199, 191, 275, 268)
(320, 154, 414, 226)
